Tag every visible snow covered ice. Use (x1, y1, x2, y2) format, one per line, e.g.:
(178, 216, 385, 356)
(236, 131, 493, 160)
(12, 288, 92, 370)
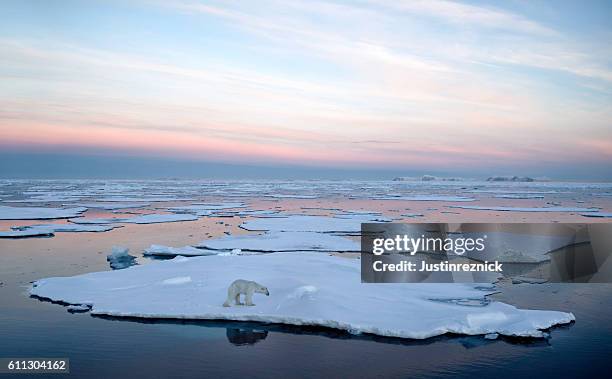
(0, 205, 87, 220)
(240, 215, 389, 233)
(0, 223, 118, 238)
(199, 231, 360, 252)
(30, 252, 574, 339)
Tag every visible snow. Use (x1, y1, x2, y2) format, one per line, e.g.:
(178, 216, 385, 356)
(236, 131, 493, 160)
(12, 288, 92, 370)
(0, 206, 87, 220)
(240, 215, 389, 233)
(30, 252, 574, 339)
(198, 231, 360, 252)
(69, 213, 198, 224)
(0, 223, 118, 238)
(448, 205, 600, 213)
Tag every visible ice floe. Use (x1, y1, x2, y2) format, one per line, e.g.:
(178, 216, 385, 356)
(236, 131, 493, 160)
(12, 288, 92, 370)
(0, 223, 118, 238)
(70, 202, 150, 210)
(373, 195, 476, 202)
(70, 213, 198, 225)
(581, 212, 612, 218)
(448, 205, 600, 213)
(240, 215, 389, 233)
(0, 206, 87, 220)
(144, 244, 215, 257)
(106, 246, 137, 270)
(30, 252, 574, 339)
(198, 231, 359, 252)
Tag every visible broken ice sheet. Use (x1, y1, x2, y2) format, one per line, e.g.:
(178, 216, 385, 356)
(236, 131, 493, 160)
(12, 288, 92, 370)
(0, 223, 119, 238)
(69, 213, 198, 225)
(69, 202, 150, 210)
(448, 205, 600, 213)
(373, 195, 476, 202)
(0, 206, 87, 220)
(30, 252, 574, 339)
(198, 231, 360, 252)
(144, 245, 216, 257)
(240, 214, 389, 233)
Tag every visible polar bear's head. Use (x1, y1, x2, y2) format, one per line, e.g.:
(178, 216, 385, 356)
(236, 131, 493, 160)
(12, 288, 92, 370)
(255, 284, 269, 296)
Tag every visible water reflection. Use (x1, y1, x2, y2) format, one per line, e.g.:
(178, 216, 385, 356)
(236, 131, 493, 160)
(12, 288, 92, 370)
(226, 328, 269, 346)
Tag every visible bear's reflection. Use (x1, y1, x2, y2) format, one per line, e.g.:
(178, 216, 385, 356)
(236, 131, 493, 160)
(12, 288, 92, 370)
(226, 328, 269, 346)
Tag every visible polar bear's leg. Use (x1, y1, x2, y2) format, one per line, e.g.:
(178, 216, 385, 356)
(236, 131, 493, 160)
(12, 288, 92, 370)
(235, 292, 244, 305)
(245, 288, 255, 306)
(223, 286, 234, 307)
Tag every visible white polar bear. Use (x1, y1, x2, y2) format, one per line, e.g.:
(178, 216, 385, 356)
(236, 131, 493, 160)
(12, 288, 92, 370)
(223, 279, 269, 307)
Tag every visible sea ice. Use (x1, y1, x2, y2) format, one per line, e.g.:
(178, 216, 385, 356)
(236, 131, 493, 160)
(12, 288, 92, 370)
(0, 223, 118, 238)
(448, 205, 600, 213)
(240, 215, 389, 233)
(69, 213, 198, 225)
(106, 246, 137, 270)
(198, 231, 360, 252)
(144, 244, 216, 257)
(30, 252, 574, 339)
(581, 212, 612, 218)
(70, 202, 150, 210)
(373, 195, 476, 202)
(0, 206, 87, 220)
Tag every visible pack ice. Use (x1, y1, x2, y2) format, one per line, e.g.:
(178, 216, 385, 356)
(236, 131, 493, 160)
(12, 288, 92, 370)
(30, 253, 574, 339)
(0, 206, 87, 220)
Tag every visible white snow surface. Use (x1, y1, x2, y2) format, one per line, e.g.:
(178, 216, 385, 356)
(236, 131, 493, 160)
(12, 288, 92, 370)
(30, 252, 574, 339)
(0, 206, 87, 220)
(240, 215, 389, 233)
(198, 231, 360, 252)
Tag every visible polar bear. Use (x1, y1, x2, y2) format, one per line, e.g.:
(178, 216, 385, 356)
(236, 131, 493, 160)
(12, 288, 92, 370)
(223, 279, 269, 307)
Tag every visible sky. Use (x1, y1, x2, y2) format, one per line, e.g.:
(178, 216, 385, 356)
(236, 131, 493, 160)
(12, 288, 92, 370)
(0, 0, 611, 180)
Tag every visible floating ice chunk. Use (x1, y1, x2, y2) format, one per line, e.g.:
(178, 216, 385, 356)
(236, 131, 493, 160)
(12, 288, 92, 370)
(484, 333, 499, 340)
(70, 213, 198, 225)
(449, 205, 599, 213)
(493, 194, 545, 199)
(240, 215, 389, 233)
(144, 244, 215, 257)
(96, 197, 194, 202)
(581, 212, 612, 218)
(0, 223, 118, 238)
(162, 276, 192, 285)
(374, 195, 476, 202)
(123, 214, 198, 224)
(0, 206, 87, 220)
(30, 253, 574, 339)
(106, 246, 137, 270)
(266, 194, 319, 199)
(67, 304, 91, 313)
(70, 202, 150, 210)
(198, 231, 359, 252)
